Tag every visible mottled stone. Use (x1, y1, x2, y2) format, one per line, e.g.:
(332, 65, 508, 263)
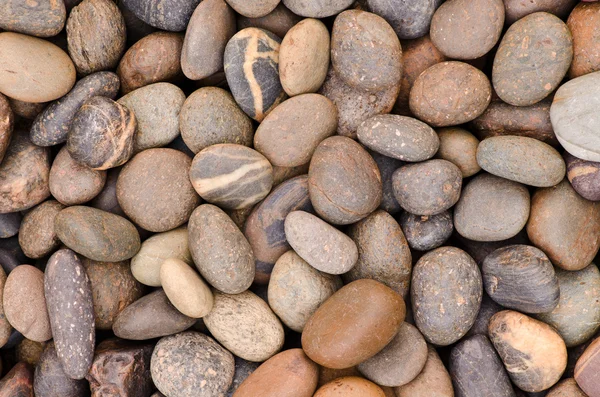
(18, 200, 64, 259)
(0, 0, 66, 37)
(411, 247, 482, 346)
(204, 290, 284, 362)
(117, 148, 199, 232)
(66, 0, 126, 76)
(399, 211, 453, 251)
(493, 12, 573, 106)
(282, 0, 353, 17)
(34, 342, 88, 397)
(67, 96, 136, 171)
(0, 32, 76, 103)
(568, 2, 600, 78)
(224, 28, 286, 122)
(395, 346, 454, 397)
(49, 147, 106, 205)
(0, 362, 34, 397)
(112, 289, 195, 340)
(565, 152, 600, 201)
(121, 0, 201, 31)
(504, 0, 577, 24)
(367, 0, 438, 39)
(160, 258, 214, 318)
(16, 339, 46, 366)
(237, 3, 301, 38)
(30, 72, 120, 147)
(0, 94, 13, 164)
(436, 127, 481, 178)
(55, 206, 141, 262)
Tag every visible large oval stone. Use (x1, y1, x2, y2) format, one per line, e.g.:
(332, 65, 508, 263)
(160, 258, 214, 318)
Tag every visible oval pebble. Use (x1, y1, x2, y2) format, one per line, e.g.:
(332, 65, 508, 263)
(282, 0, 353, 18)
(565, 152, 600, 201)
(395, 346, 454, 397)
(121, 0, 201, 31)
(0, 0, 66, 37)
(568, 2, 600, 79)
(399, 211, 454, 252)
(436, 128, 481, 178)
(314, 377, 386, 397)
(18, 200, 64, 259)
(34, 342, 88, 397)
(160, 258, 214, 318)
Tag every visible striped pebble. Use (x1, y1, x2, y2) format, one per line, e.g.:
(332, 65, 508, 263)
(190, 144, 274, 210)
(224, 27, 286, 121)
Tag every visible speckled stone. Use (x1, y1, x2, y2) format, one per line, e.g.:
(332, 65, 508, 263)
(44, 249, 95, 380)
(0, 362, 34, 397)
(0, 212, 20, 239)
(367, 0, 438, 39)
(399, 211, 453, 251)
(0, 93, 13, 164)
(204, 290, 285, 362)
(34, 342, 88, 397)
(112, 289, 196, 340)
(121, 0, 201, 31)
(67, 96, 136, 171)
(0, 0, 66, 37)
(282, 0, 353, 17)
(30, 72, 119, 147)
(86, 339, 153, 397)
(18, 200, 64, 259)
(55, 206, 141, 262)
(224, 28, 286, 122)
(151, 332, 234, 397)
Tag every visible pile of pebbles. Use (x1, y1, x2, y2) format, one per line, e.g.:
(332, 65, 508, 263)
(1, 0, 600, 396)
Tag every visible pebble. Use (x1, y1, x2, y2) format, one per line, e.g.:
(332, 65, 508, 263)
(395, 346, 454, 397)
(399, 211, 453, 252)
(314, 377, 386, 397)
(302, 279, 405, 369)
(18, 200, 64, 259)
(0, 362, 34, 397)
(17, 339, 46, 366)
(189, 204, 255, 294)
(0, 0, 66, 37)
(3, 265, 52, 342)
(0, 32, 76, 103)
(493, 12, 573, 106)
(254, 94, 337, 167)
(436, 128, 481, 177)
(237, 3, 301, 38)
(568, 2, 600, 78)
(282, 0, 353, 18)
(226, 0, 280, 18)
(0, 267, 10, 349)
(547, 378, 587, 397)
(465, 293, 503, 338)
(0, 212, 20, 239)
(565, 152, 600, 201)
(227, 357, 260, 396)
(370, 151, 403, 214)
(190, 144, 273, 210)
(121, 0, 201, 31)
(285, 210, 358, 274)
(504, 0, 578, 25)
(204, 290, 285, 362)
(151, 332, 234, 397)
(575, 337, 600, 397)
(160, 258, 214, 318)
(0, 94, 13, 164)
(112, 289, 196, 340)
(33, 342, 88, 397)
(9, 98, 46, 120)
(55, 206, 141, 262)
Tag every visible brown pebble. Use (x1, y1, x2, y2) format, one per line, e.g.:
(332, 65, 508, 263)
(18, 200, 64, 259)
(395, 345, 454, 397)
(237, 3, 301, 38)
(436, 128, 481, 178)
(0, 94, 13, 164)
(314, 377, 386, 397)
(0, 362, 34, 397)
(568, 2, 600, 78)
(49, 147, 106, 205)
(547, 378, 587, 397)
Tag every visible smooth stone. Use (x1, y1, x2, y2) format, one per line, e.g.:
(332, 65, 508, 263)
(204, 290, 284, 362)
(226, 357, 260, 396)
(224, 28, 286, 122)
(551, 71, 600, 162)
(392, 159, 462, 216)
(4, 265, 51, 342)
(117, 32, 184, 94)
(493, 12, 573, 106)
(308, 136, 382, 225)
(83, 258, 144, 330)
(358, 322, 427, 387)
(436, 128, 481, 177)
(450, 334, 516, 397)
(225, 0, 279, 17)
(568, 2, 600, 78)
(121, 0, 201, 31)
(400, 211, 453, 252)
(117, 83, 185, 153)
(575, 337, 600, 397)
(527, 180, 600, 270)
(244, 175, 313, 284)
(0, 130, 50, 213)
(44, 249, 94, 380)
(331, 10, 402, 92)
(489, 310, 567, 393)
(180, 87, 253, 154)
(504, 0, 578, 24)
(357, 114, 439, 162)
(367, 0, 438, 39)
(30, 72, 120, 147)
(314, 377, 386, 397)
(237, 3, 301, 38)
(536, 264, 600, 347)
(409, 61, 492, 127)
(151, 332, 234, 397)
(395, 346, 454, 397)
(131, 227, 192, 287)
(482, 245, 559, 313)
(285, 210, 358, 274)
(90, 167, 125, 216)
(8, 98, 46, 119)
(317, 367, 362, 388)
(34, 342, 88, 397)
(370, 151, 403, 214)
(181, 0, 236, 80)
(0, 0, 66, 37)
(112, 289, 196, 340)
(477, 136, 566, 187)
(160, 258, 214, 318)
(233, 349, 318, 397)
(272, 163, 310, 186)
(547, 378, 587, 397)
(0, 94, 13, 164)
(254, 94, 337, 167)
(302, 279, 405, 369)
(189, 204, 255, 294)
(430, 0, 504, 60)
(411, 247, 482, 345)
(55, 206, 141, 262)
(465, 293, 503, 338)
(0, 32, 76, 103)
(0, 267, 10, 348)
(117, 148, 200, 232)
(320, 66, 400, 138)
(66, 0, 126, 75)
(565, 152, 600, 201)
(279, 19, 329, 96)
(0, 362, 34, 397)
(16, 339, 46, 366)
(67, 96, 136, 170)
(281, 0, 353, 17)
(18, 200, 64, 259)
(86, 339, 153, 397)
(343, 210, 412, 297)
(49, 147, 106, 206)
(267, 250, 342, 332)
(190, 144, 273, 210)
(454, 173, 530, 242)
(0, 212, 20, 239)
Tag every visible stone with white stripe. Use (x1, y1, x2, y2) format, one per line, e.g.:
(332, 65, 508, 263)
(190, 144, 273, 210)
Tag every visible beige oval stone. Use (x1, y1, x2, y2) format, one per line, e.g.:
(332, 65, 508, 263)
(314, 377, 386, 397)
(160, 258, 214, 319)
(204, 290, 284, 362)
(130, 227, 192, 287)
(0, 32, 76, 103)
(279, 18, 330, 96)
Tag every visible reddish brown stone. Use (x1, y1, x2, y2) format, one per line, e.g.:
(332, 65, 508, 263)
(0, 362, 33, 397)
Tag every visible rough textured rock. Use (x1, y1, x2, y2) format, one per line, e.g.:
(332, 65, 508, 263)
(0, 0, 66, 37)
(121, 0, 201, 31)
(34, 342, 88, 397)
(18, 200, 64, 259)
